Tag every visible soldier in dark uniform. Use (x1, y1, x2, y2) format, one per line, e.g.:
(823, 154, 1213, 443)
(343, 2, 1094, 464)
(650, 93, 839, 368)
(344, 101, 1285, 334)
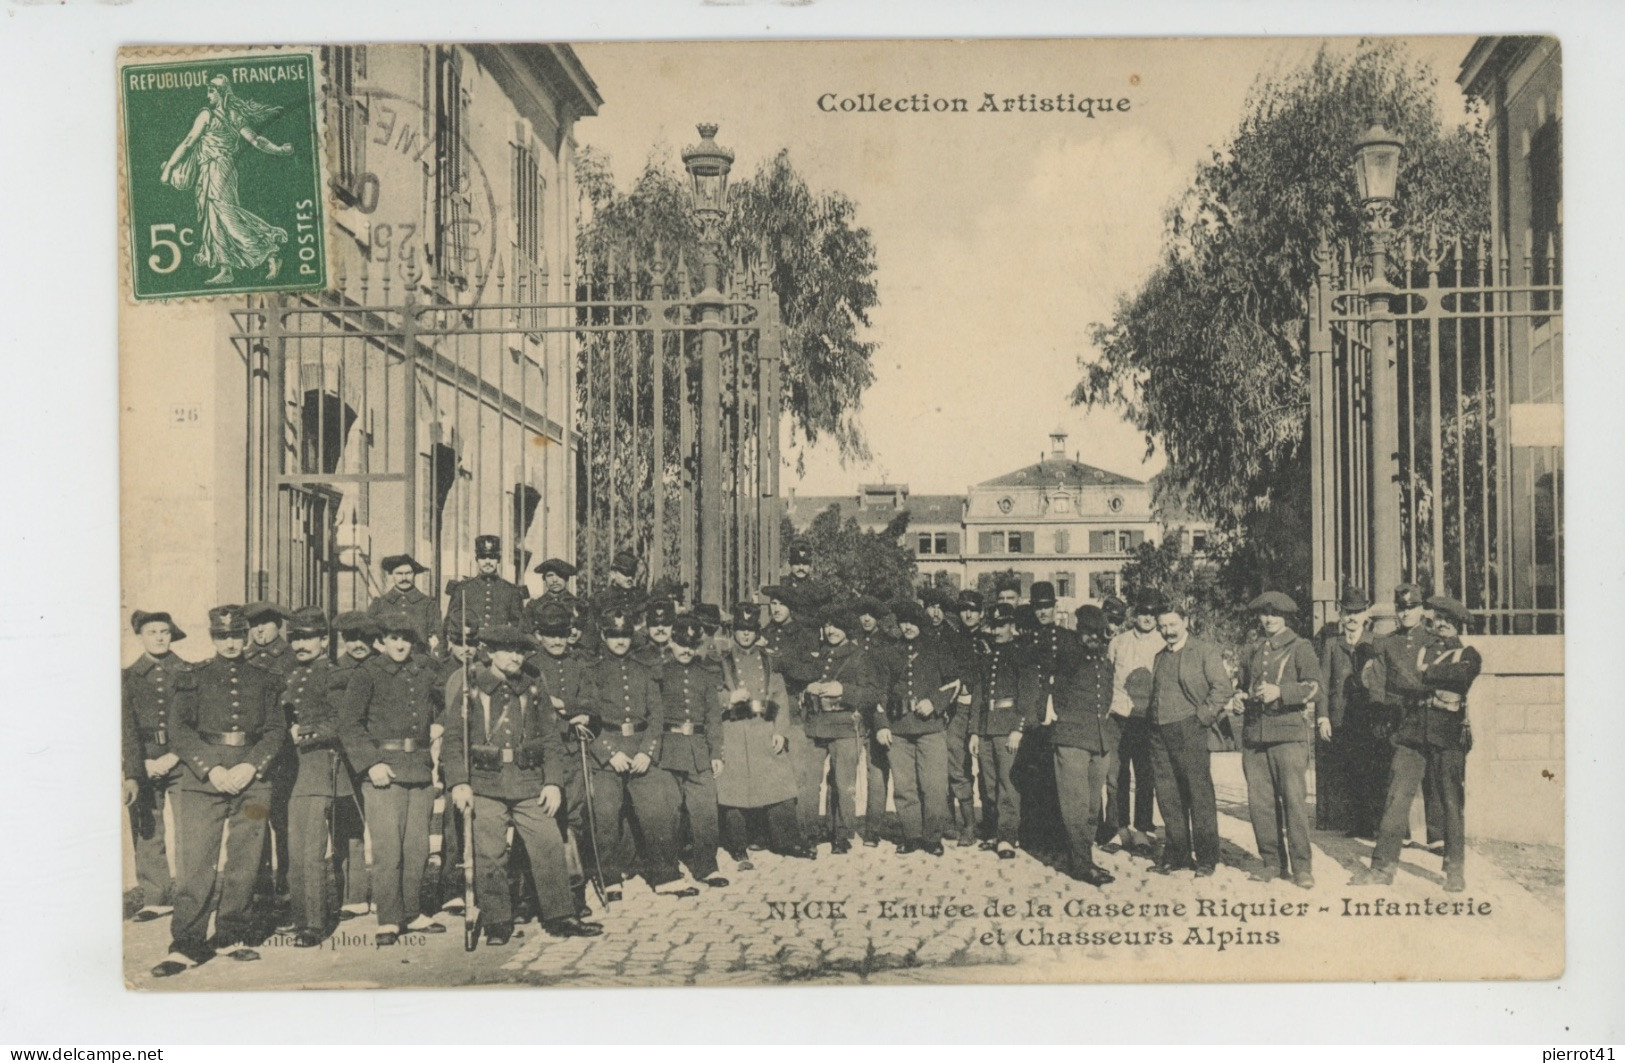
(1319, 586, 1381, 837)
(852, 597, 899, 846)
(716, 608, 810, 863)
(567, 600, 597, 663)
(330, 611, 378, 921)
(1235, 591, 1326, 888)
(1364, 584, 1442, 851)
(587, 610, 690, 900)
(526, 558, 579, 632)
(880, 600, 954, 856)
(443, 623, 603, 944)
(243, 601, 296, 904)
(970, 602, 1038, 859)
(633, 598, 677, 668)
(690, 603, 726, 661)
(992, 573, 1023, 609)
(123, 610, 190, 924)
(429, 619, 480, 921)
(592, 550, 649, 625)
(279, 607, 351, 946)
(656, 617, 730, 888)
(1051, 605, 1118, 885)
(530, 603, 598, 918)
(920, 586, 955, 644)
(1354, 596, 1481, 892)
(243, 602, 291, 670)
(1015, 581, 1072, 860)
(338, 620, 444, 946)
(779, 539, 832, 614)
(795, 606, 883, 854)
(370, 554, 442, 652)
(759, 585, 823, 848)
(446, 535, 528, 635)
(151, 606, 286, 978)
(941, 590, 987, 846)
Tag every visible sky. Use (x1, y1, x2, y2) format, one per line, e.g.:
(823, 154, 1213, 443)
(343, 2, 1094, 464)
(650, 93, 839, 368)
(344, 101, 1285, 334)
(572, 36, 1476, 497)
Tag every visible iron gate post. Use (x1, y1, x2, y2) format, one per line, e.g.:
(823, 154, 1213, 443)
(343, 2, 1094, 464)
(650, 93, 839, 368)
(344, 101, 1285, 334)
(1364, 225, 1403, 618)
(696, 246, 725, 608)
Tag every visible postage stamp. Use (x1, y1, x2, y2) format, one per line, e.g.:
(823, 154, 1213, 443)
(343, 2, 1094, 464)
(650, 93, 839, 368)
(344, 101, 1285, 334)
(120, 50, 327, 300)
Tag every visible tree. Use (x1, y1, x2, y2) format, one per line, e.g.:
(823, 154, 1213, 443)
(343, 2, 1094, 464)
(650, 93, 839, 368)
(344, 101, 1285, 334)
(783, 507, 919, 604)
(1120, 532, 1251, 649)
(1073, 40, 1489, 605)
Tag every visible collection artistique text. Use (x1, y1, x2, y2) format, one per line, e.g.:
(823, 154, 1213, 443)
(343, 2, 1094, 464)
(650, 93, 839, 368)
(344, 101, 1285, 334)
(817, 92, 1132, 116)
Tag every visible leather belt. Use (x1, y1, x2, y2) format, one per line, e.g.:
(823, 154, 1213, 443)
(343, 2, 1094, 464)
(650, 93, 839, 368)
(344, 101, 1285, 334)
(618, 721, 648, 736)
(140, 727, 169, 745)
(989, 697, 1016, 710)
(199, 730, 257, 747)
(379, 737, 422, 753)
(665, 721, 707, 736)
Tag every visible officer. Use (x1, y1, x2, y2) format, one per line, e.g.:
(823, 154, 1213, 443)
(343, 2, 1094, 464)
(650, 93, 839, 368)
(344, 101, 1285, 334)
(1355, 596, 1481, 892)
(634, 598, 677, 668)
(330, 611, 380, 922)
(1103, 591, 1164, 856)
(123, 610, 190, 924)
(852, 596, 899, 847)
(1319, 585, 1380, 837)
(151, 606, 286, 978)
(526, 557, 579, 630)
(970, 602, 1036, 860)
(759, 585, 823, 848)
(370, 554, 442, 652)
(593, 550, 648, 623)
(280, 607, 350, 946)
(941, 589, 987, 846)
(1235, 591, 1325, 888)
(880, 599, 954, 856)
(656, 616, 730, 888)
(1017, 581, 1072, 860)
(444, 623, 603, 943)
(1050, 605, 1117, 886)
(1363, 584, 1444, 852)
(588, 609, 690, 900)
(446, 535, 528, 635)
(796, 606, 882, 854)
(780, 539, 832, 613)
(530, 603, 597, 918)
(338, 620, 444, 946)
(1146, 600, 1233, 877)
(716, 607, 810, 863)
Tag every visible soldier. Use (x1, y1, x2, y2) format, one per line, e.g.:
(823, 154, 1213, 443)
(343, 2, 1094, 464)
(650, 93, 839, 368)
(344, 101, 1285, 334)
(1354, 596, 1481, 892)
(716, 607, 810, 864)
(969, 602, 1037, 860)
(941, 589, 987, 846)
(880, 599, 954, 856)
(529, 603, 597, 918)
(852, 597, 899, 847)
(1235, 591, 1326, 888)
(279, 607, 350, 946)
(1319, 586, 1381, 837)
(1146, 600, 1234, 877)
(430, 619, 480, 920)
(444, 623, 603, 944)
(370, 554, 442, 652)
(796, 606, 882, 854)
(243, 600, 296, 906)
(656, 617, 730, 888)
(150, 606, 286, 978)
(780, 539, 832, 614)
(587, 609, 691, 900)
(1050, 605, 1118, 885)
(690, 603, 726, 660)
(1103, 591, 1164, 856)
(759, 585, 823, 848)
(1365, 584, 1446, 854)
(338, 620, 445, 945)
(992, 574, 1022, 609)
(1016, 581, 1072, 860)
(634, 598, 677, 668)
(446, 535, 528, 635)
(920, 586, 956, 643)
(593, 550, 648, 623)
(330, 611, 379, 922)
(243, 602, 292, 672)
(123, 610, 190, 924)
(526, 558, 579, 631)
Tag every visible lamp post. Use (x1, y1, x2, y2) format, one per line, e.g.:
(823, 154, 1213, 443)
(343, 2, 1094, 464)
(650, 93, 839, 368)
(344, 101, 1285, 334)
(1353, 122, 1405, 624)
(682, 123, 734, 607)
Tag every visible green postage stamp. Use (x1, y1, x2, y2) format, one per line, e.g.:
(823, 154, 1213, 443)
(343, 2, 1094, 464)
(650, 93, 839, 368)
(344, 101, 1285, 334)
(120, 50, 327, 300)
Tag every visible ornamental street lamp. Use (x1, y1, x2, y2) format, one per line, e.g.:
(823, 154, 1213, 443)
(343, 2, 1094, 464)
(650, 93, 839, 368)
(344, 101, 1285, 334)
(682, 123, 734, 607)
(1354, 122, 1405, 621)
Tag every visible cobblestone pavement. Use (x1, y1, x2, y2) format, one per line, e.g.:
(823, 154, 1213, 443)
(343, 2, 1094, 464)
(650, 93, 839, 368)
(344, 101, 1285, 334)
(124, 754, 1563, 989)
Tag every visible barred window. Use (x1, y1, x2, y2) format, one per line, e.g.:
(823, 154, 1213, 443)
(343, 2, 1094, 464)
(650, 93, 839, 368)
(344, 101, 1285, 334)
(324, 46, 369, 203)
(435, 47, 470, 287)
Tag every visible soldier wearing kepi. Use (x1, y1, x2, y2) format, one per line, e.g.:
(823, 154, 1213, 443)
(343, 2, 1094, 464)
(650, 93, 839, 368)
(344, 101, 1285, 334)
(371, 554, 442, 652)
(330, 611, 380, 922)
(1355, 596, 1481, 892)
(1235, 592, 1326, 888)
(656, 617, 730, 888)
(1017, 581, 1073, 860)
(941, 589, 987, 846)
(444, 623, 603, 944)
(279, 607, 350, 946)
(780, 539, 832, 614)
(338, 620, 445, 946)
(852, 596, 899, 847)
(243, 601, 296, 905)
(879, 599, 954, 856)
(151, 606, 286, 979)
(1050, 605, 1118, 886)
(634, 598, 678, 668)
(593, 550, 649, 624)
(1364, 583, 1446, 853)
(123, 610, 190, 924)
(970, 602, 1037, 860)
(429, 619, 480, 920)
(446, 535, 528, 635)
(797, 606, 882, 854)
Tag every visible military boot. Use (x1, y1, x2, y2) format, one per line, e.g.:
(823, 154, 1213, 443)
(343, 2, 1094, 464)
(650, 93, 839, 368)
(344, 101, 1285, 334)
(955, 803, 977, 847)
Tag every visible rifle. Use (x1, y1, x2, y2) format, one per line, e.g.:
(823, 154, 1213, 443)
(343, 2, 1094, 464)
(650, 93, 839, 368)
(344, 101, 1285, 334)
(458, 587, 480, 951)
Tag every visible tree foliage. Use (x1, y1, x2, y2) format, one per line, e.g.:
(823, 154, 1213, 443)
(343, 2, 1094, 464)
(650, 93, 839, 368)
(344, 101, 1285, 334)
(783, 507, 919, 604)
(1074, 40, 1489, 603)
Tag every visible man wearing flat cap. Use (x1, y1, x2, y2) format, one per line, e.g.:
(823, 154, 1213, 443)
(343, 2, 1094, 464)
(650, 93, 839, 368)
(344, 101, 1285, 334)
(446, 535, 527, 636)
(795, 606, 883, 854)
(123, 610, 190, 924)
(279, 607, 350, 945)
(655, 617, 730, 888)
(1236, 591, 1325, 888)
(371, 554, 441, 652)
(1319, 585, 1381, 837)
(1050, 605, 1118, 885)
(243, 602, 293, 675)
(152, 606, 286, 978)
(1356, 596, 1480, 892)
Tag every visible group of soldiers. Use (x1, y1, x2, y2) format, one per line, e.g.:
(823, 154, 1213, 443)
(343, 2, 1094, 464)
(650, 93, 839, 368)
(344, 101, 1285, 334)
(123, 533, 1483, 979)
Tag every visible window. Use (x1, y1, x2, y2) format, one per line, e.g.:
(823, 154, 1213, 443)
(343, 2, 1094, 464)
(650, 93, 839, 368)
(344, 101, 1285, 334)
(917, 532, 952, 556)
(1190, 530, 1209, 553)
(324, 46, 371, 207)
(1054, 573, 1074, 599)
(1528, 116, 1561, 318)
(512, 133, 547, 327)
(1089, 571, 1121, 600)
(1088, 529, 1146, 554)
(1052, 529, 1070, 553)
(435, 47, 471, 287)
(978, 530, 1034, 554)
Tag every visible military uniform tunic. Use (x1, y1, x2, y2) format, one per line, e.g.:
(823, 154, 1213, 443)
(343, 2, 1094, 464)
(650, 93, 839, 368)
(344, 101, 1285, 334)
(585, 653, 682, 887)
(794, 640, 880, 841)
(122, 652, 191, 907)
(445, 572, 527, 633)
(282, 655, 351, 931)
(370, 586, 442, 647)
(532, 648, 597, 833)
(1237, 627, 1324, 877)
(971, 639, 1037, 846)
(656, 657, 727, 879)
(1052, 649, 1116, 867)
(882, 635, 955, 845)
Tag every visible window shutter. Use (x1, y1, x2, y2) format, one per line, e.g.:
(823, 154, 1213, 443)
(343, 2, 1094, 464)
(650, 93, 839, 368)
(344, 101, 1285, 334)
(1021, 532, 1035, 553)
(1089, 530, 1110, 554)
(945, 532, 960, 555)
(1128, 531, 1146, 549)
(978, 531, 994, 554)
(1054, 530, 1070, 553)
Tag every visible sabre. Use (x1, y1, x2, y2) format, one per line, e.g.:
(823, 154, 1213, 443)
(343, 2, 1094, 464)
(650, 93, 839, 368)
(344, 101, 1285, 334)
(577, 731, 609, 909)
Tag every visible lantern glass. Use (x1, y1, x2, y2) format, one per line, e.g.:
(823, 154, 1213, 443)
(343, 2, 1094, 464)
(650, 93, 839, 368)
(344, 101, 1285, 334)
(1353, 126, 1404, 204)
(690, 168, 728, 213)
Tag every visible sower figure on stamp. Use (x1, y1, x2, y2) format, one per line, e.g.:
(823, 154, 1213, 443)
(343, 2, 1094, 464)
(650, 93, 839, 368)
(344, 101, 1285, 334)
(444, 623, 604, 945)
(1319, 586, 1381, 838)
(151, 606, 285, 979)
(123, 610, 190, 925)
(529, 602, 599, 919)
(338, 620, 446, 946)
(1354, 596, 1481, 893)
(1103, 591, 1164, 857)
(1050, 605, 1118, 886)
(1235, 592, 1326, 888)
(969, 602, 1037, 860)
(1146, 600, 1233, 878)
(716, 606, 811, 865)
(796, 606, 883, 855)
(329, 611, 380, 922)
(371, 554, 442, 654)
(280, 607, 350, 946)
(879, 599, 954, 857)
(657, 617, 730, 889)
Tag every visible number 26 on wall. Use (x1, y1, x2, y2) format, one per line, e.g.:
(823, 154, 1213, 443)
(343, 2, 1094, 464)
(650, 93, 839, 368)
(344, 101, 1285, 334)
(147, 223, 196, 275)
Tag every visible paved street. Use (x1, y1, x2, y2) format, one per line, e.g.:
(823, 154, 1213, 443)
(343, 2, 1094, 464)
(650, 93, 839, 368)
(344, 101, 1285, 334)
(124, 753, 1562, 989)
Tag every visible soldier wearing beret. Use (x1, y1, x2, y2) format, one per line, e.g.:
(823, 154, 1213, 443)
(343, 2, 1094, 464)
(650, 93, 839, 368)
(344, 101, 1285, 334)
(633, 598, 677, 669)
(243, 602, 293, 674)
(123, 610, 190, 924)
(1103, 590, 1164, 856)
(445, 535, 528, 636)
(587, 610, 690, 900)
(920, 586, 956, 645)
(151, 606, 286, 978)
(794, 606, 883, 854)
(1050, 605, 1118, 885)
(338, 619, 444, 945)
(879, 599, 955, 856)
(529, 603, 598, 917)
(1318, 586, 1382, 837)
(526, 557, 580, 631)
(758, 585, 824, 848)
(656, 617, 730, 888)
(716, 606, 810, 863)
(1355, 596, 1481, 892)
(1235, 591, 1326, 888)
(939, 589, 987, 846)
(969, 602, 1038, 859)
(444, 624, 603, 943)
(371, 554, 442, 652)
